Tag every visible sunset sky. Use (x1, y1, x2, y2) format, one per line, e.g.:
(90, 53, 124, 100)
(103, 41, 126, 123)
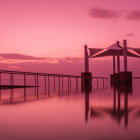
(0, 0, 140, 75)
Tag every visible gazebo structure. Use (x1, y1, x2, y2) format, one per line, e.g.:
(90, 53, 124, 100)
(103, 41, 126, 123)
(82, 40, 140, 85)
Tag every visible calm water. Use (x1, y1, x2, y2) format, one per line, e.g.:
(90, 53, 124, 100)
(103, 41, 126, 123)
(0, 78, 140, 140)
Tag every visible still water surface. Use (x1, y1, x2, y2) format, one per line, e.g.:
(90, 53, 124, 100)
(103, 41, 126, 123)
(0, 79, 140, 140)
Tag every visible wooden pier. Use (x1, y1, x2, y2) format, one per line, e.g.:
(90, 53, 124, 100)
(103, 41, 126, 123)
(0, 70, 108, 90)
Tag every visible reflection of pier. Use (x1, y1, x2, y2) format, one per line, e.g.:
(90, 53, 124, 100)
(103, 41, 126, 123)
(109, 83, 132, 128)
(84, 83, 134, 129)
(0, 71, 108, 104)
(0, 70, 108, 90)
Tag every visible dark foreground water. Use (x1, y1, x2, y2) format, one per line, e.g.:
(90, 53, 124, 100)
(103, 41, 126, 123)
(0, 79, 140, 140)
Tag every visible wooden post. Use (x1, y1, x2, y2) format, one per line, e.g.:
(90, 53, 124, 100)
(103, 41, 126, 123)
(24, 74, 26, 87)
(113, 55, 116, 74)
(54, 76, 55, 93)
(58, 77, 60, 94)
(117, 55, 120, 73)
(24, 74, 26, 100)
(68, 77, 69, 94)
(34, 74, 36, 86)
(103, 78, 104, 89)
(84, 45, 89, 72)
(44, 76, 46, 94)
(97, 78, 98, 89)
(117, 41, 120, 73)
(48, 76, 50, 96)
(34, 74, 36, 95)
(0, 73, 1, 86)
(37, 74, 38, 98)
(123, 40, 127, 72)
(10, 73, 14, 103)
(76, 77, 78, 92)
(62, 76, 63, 93)
(70, 77, 71, 91)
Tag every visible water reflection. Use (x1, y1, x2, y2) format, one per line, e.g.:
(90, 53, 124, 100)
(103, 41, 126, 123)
(84, 82, 135, 130)
(1, 79, 140, 140)
(0, 80, 135, 130)
(107, 83, 132, 129)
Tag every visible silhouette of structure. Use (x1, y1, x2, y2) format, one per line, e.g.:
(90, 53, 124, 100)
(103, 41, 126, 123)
(84, 81, 134, 129)
(86, 40, 140, 83)
(110, 83, 133, 129)
(0, 71, 107, 104)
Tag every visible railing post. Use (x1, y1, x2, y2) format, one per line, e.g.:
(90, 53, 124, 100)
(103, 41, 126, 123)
(76, 77, 78, 92)
(48, 75, 50, 96)
(70, 77, 71, 91)
(103, 78, 104, 89)
(58, 76, 60, 94)
(68, 77, 69, 94)
(54, 76, 55, 93)
(62, 76, 63, 93)
(97, 78, 98, 89)
(24, 74, 26, 87)
(0, 72, 1, 86)
(44, 76, 46, 94)
(37, 74, 39, 98)
(24, 74, 26, 100)
(34, 74, 37, 95)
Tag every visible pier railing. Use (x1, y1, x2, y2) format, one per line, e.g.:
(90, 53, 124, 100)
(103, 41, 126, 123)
(0, 70, 108, 90)
(0, 70, 108, 104)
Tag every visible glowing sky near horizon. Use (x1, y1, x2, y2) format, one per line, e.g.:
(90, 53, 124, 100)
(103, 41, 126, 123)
(0, 0, 140, 58)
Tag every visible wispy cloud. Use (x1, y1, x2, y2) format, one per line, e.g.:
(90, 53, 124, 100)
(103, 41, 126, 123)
(89, 7, 120, 20)
(125, 11, 140, 20)
(0, 53, 45, 60)
(0, 53, 82, 64)
(126, 33, 135, 37)
(0, 53, 83, 75)
(89, 7, 140, 21)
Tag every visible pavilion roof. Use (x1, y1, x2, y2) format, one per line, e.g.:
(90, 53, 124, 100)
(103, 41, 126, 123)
(89, 43, 140, 58)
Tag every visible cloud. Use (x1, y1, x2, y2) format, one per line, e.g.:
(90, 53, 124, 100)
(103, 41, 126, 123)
(0, 53, 83, 64)
(125, 11, 140, 20)
(89, 7, 120, 19)
(126, 33, 135, 37)
(89, 7, 140, 21)
(0, 53, 45, 60)
(0, 53, 139, 76)
(58, 57, 83, 63)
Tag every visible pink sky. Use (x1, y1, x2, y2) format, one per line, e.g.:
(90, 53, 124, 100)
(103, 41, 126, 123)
(0, 0, 140, 75)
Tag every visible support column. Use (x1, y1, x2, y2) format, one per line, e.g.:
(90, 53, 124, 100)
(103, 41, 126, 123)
(113, 55, 116, 74)
(44, 76, 46, 94)
(81, 44, 92, 91)
(117, 41, 120, 73)
(84, 45, 89, 72)
(123, 40, 127, 72)
(76, 77, 78, 92)
(24, 74, 26, 87)
(117, 55, 120, 73)
(62, 76, 63, 92)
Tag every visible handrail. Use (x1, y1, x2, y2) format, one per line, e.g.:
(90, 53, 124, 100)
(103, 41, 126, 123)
(0, 70, 108, 79)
